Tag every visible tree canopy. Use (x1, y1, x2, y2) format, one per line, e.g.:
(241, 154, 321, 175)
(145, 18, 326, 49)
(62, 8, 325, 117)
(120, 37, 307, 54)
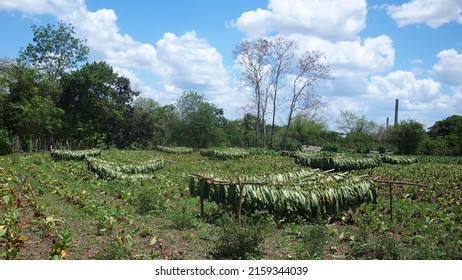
(19, 21, 89, 82)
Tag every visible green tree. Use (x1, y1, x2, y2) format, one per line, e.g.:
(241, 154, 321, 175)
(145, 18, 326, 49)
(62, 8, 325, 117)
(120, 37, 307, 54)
(19, 21, 89, 82)
(0, 60, 63, 151)
(336, 111, 378, 152)
(175, 91, 222, 148)
(286, 115, 327, 147)
(59, 61, 139, 148)
(389, 119, 426, 155)
(130, 98, 180, 148)
(427, 115, 462, 156)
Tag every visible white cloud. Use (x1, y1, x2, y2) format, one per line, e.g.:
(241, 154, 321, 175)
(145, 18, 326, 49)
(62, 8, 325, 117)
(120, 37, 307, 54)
(155, 31, 229, 92)
(233, 0, 367, 41)
(0, 0, 235, 111)
(364, 70, 462, 126)
(289, 34, 394, 76)
(387, 0, 462, 28)
(432, 49, 462, 85)
(368, 70, 441, 101)
(0, 0, 84, 15)
(233, 0, 394, 78)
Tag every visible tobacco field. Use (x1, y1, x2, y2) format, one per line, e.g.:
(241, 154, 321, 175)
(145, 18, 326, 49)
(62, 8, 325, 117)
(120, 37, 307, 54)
(1, 149, 461, 260)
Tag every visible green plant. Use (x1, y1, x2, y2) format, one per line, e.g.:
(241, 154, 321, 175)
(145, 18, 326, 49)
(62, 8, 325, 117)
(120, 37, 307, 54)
(169, 202, 198, 230)
(49, 230, 72, 260)
(96, 211, 117, 235)
(136, 187, 167, 215)
(95, 241, 130, 260)
(0, 208, 28, 259)
(347, 225, 402, 260)
(212, 215, 266, 259)
(296, 224, 330, 259)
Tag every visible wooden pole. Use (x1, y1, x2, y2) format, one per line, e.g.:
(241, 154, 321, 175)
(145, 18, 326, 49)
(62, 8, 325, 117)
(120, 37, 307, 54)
(199, 179, 205, 218)
(389, 177, 393, 223)
(237, 177, 244, 227)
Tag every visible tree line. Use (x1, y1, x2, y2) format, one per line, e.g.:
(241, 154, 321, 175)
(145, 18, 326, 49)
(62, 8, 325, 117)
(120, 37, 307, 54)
(0, 21, 461, 156)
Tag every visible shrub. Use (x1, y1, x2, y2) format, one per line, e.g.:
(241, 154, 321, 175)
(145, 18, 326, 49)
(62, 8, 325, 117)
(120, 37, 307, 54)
(321, 144, 339, 153)
(297, 224, 330, 259)
(169, 199, 198, 230)
(135, 187, 167, 215)
(212, 215, 267, 259)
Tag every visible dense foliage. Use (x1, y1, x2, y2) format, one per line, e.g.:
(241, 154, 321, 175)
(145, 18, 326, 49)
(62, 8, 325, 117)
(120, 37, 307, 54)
(0, 22, 460, 156)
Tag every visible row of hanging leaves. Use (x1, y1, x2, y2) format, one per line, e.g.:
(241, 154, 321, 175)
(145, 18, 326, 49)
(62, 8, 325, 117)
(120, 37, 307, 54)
(380, 155, 418, 164)
(199, 148, 250, 160)
(156, 146, 194, 154)
(189, 169, 376, 220)
(51, 149, 102, 161)
(86, 157, 164, 180)
(294, 155, 382, 171)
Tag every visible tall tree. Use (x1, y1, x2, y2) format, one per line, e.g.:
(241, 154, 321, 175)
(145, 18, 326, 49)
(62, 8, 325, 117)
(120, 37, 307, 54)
(234, 39, 272, 147)
(428, 115, 462, 155)
(336, 111, 379, 152)
(281, 51, 330, 149)
(130, 98, 180, 147)
(19, 21, 89, 82)
(389, 119, 426, 155)
(234, 37, 330, 149)
(268, 37, 295, 148)
(0, 60, 63, 151)
(59, 61, 139, 148)
(288, 114, 327, 147)
(175, 91, 222, 148)
(336, 111, 378, 135)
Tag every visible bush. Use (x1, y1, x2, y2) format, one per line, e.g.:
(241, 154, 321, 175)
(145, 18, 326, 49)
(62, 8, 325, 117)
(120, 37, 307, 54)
(0, 128, 12, 155)
(212, 215, 267, 259)
(297, 224, 330, 259)
(169, 199, 199, 230)
(135, 187, 167, 215)
(348, 226, 402, 260)
(321, 144, 339, 153)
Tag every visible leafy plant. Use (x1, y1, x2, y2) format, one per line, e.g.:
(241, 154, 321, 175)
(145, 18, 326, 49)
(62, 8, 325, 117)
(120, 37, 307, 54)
(212, 215, 267, 259)
(49, 230, 72, 260)
(136, 187, 167, 215)
(296, 224, 330, 259)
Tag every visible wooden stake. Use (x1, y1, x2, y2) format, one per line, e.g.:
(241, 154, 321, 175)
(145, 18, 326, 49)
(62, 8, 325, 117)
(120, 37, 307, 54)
(389, 177, 393, 223)
(199, 179, 205, 218)
(237, 177, 244, 227)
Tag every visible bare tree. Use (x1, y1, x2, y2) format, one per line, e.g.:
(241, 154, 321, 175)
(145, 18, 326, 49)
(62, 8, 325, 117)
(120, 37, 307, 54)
(281, 51, 331, 149)
(234, 39, 272, 147)
(268, 37, 296, 148)
(234, 38, 331, 149)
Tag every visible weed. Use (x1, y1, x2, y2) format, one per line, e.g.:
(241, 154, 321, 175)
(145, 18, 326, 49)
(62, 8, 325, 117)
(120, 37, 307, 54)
(211, 214, 267, 260)
(135, 187, 167, 215)
(296, 224, 330, 259)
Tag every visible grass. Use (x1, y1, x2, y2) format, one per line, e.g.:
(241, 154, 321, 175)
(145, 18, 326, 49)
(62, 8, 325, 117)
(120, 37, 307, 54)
(1, 150, 461, 259)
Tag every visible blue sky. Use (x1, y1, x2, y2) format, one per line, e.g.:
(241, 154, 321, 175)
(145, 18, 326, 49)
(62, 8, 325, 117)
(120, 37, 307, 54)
(0, 0, 461, 130)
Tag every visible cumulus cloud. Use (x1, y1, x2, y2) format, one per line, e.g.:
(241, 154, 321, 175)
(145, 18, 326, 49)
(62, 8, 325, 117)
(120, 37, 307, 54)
(288, 34, 394, 76)
(0, 0, 234, 109)
(387, 0, 462, 28)
(233, 0, 394, 77)
(233, 0, 367, 41)
(0, 0, 84, 15)
(432, 49, 462, 85)
(368, 70, 441, 101)
(155, 32, 228, 92)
